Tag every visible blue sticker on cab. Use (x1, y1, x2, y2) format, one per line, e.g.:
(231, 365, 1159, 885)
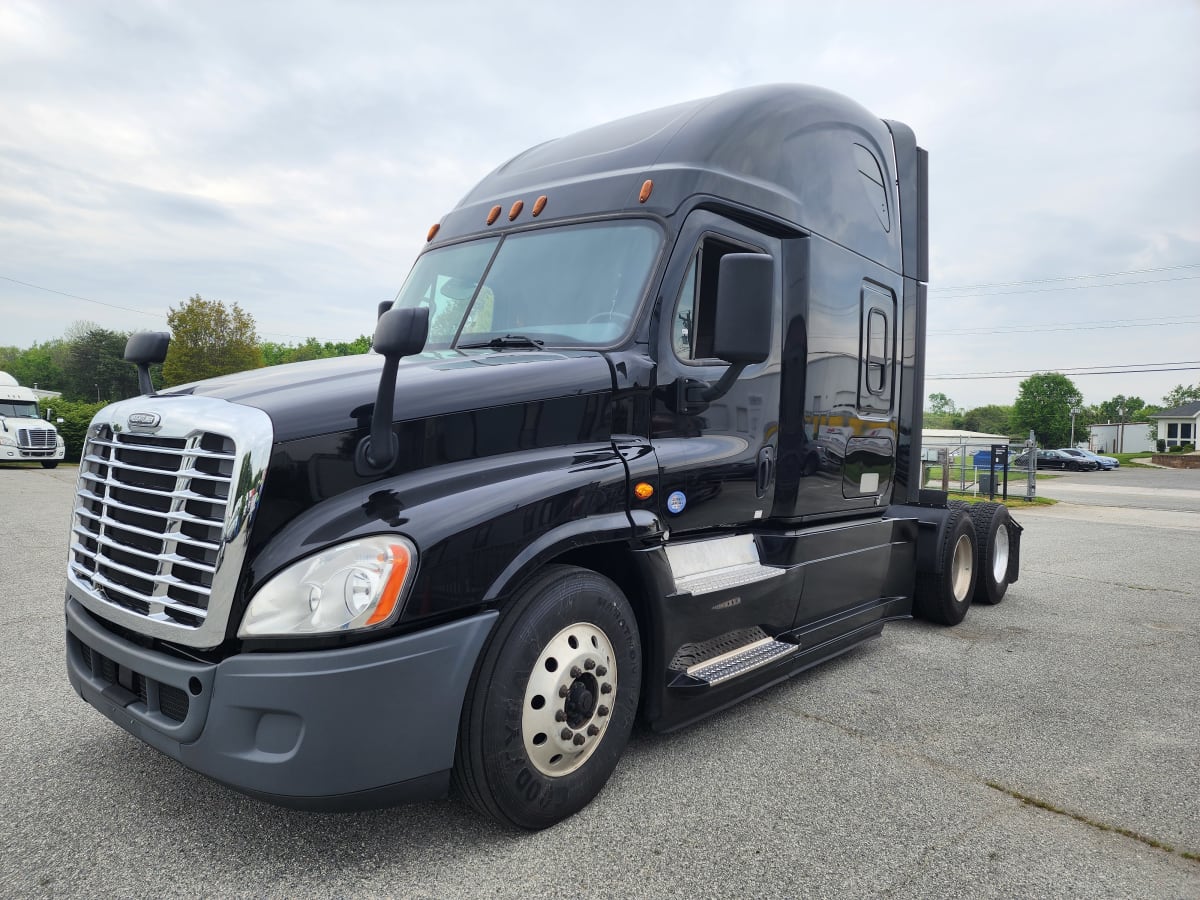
(666, 491, 687, 514)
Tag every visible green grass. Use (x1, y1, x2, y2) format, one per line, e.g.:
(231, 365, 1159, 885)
(947, 491, 1055, 509)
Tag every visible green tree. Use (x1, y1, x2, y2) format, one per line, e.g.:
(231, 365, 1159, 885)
(162, 295, 264, 386)
(63, 328, 140, 402)
(0, 339, 69, 391)
(1095, 394, 1146, 423)
(960, 404, 1014, 436)
(1161, 383, 1200, 410)
(260, 335, 372, 367)
(1012, 372, 1082, 448)
(927, 392, 957, 415)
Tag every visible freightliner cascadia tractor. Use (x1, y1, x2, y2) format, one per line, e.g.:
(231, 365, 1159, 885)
(64, 85, 1020, 829)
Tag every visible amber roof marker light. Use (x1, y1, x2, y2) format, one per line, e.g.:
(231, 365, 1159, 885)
(508, 200, 524, 221)
(639, 180, 653, 203)
(487, 205, 502, 225)
(532, 195, 548, 217)
(426, 223, 440, 242)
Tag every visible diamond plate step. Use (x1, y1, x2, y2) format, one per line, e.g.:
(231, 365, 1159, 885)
(686, 637, 797, 686)
(665, 534, 785, 596)
(673, 562, 785, 596)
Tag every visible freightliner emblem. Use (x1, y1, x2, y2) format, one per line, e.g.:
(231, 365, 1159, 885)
(127, 412, 161, 430)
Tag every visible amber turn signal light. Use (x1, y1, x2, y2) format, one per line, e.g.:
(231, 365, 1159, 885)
(634, 482, 654, 500)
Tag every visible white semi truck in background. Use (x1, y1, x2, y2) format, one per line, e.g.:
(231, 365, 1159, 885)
(0, 372, 66, 468)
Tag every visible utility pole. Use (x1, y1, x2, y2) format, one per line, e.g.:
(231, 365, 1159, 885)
(1070, 406, 1081, 448)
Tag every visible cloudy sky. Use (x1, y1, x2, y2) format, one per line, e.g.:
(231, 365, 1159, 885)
(1, 0, 1197, 410)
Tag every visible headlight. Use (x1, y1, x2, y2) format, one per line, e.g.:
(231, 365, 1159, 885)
(0, 433, 15, 447)
(238, 536, 416, 637)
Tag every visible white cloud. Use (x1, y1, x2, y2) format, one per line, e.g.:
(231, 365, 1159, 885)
(1, 0, 1197, 407)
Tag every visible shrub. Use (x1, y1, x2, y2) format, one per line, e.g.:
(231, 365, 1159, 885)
(1170, 444, 1184, 453)
(1157, 439, 1167, 452)
(1183, 443, 1196, 453)
(41, 399, 105, 463)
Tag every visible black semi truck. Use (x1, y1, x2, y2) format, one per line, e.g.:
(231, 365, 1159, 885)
(64, 84, 1020, 830)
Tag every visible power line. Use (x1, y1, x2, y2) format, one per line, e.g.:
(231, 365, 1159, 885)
(0, 273, 313, 341)
(929, 313, 1200, 336)
(0, 274, 166, 319)
(928, 263, 1200, 291)
(933, 273, 1200, 300)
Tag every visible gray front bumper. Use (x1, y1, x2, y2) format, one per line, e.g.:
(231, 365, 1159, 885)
(65, 596, 497, 809)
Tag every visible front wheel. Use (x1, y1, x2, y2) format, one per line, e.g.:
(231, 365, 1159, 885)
(453, 565, 641, 830)
(40, 460, 59, 469)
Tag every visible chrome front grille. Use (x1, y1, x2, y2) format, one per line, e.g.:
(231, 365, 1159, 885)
(66, 397, 273, 648)
(71, 428, 233, 628)
(18, 427, 55, 448)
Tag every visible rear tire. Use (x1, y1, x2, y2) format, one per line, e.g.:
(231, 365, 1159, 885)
(967, 502, 1014, 605)
(453, 565, 640, 830)
(914, 508, 977, 626)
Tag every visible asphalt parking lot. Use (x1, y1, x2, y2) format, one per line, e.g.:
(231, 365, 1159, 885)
(1, 464, 1197, 898)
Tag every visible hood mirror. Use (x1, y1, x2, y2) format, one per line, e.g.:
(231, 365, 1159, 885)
(357, 306, 430, 475)
(124, 331, 171, 396)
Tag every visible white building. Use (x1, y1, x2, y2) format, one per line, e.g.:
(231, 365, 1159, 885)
(1088, 422, 1152, 454)
(1147, 401, 1200, 450)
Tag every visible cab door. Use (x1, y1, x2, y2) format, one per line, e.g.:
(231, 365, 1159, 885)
(650, 211, 782, 535)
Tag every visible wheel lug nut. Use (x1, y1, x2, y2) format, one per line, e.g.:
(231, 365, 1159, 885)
(573, 733, 585, 746)
(555, 710, 566, 722)
(596, 666, 607, 676)
(584, 659, 596, 670)
(597, 705, 609, 717)
(561, 728, 572, 740)
(600, 683, 612, 694)
(558, 685, 569, 698)
(570, 666, 582, 678)
(587, 724, 600, 736)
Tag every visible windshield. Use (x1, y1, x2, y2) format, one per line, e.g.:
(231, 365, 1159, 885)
(0, 401, 38, 418)
(393, 220, 661, 349)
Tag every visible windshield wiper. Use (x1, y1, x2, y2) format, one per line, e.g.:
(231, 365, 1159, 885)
(458, 334, 545, 350)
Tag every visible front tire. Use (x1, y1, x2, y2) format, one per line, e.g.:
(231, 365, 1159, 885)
(453, 565, 641, 830)
(40, 461, 58, 469)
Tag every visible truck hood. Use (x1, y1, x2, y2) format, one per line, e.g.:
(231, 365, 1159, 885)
(164, 349, 616, 443)
(0, 414, 55, 430)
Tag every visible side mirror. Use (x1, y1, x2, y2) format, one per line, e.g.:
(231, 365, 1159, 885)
(124, 331, 171, 396)
(678, 253, 773, 410)
(712, 253, 773, 364)
(358, 306, 430, 474)
(57, 417, 64, 425)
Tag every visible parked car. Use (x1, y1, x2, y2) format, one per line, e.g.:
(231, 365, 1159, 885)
(1012, 449, 1100, 471)
(1057, 448, 1119, 470)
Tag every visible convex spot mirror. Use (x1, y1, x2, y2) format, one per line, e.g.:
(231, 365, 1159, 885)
(712, 253, 773, 364)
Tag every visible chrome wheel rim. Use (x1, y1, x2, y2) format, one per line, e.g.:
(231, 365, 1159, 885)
(951, 533, 974, 602)
(522, 623, 617, 777)
(992, 523, 1010, 584)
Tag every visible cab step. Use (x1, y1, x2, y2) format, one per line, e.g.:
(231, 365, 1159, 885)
(665, 534, 785, 596)
(684, 637, 798, 686)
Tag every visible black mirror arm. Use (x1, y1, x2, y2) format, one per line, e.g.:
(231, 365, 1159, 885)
(136, 363, 156, 397)
(698, 362, 748, 402)
(362, 356, 401, 469)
